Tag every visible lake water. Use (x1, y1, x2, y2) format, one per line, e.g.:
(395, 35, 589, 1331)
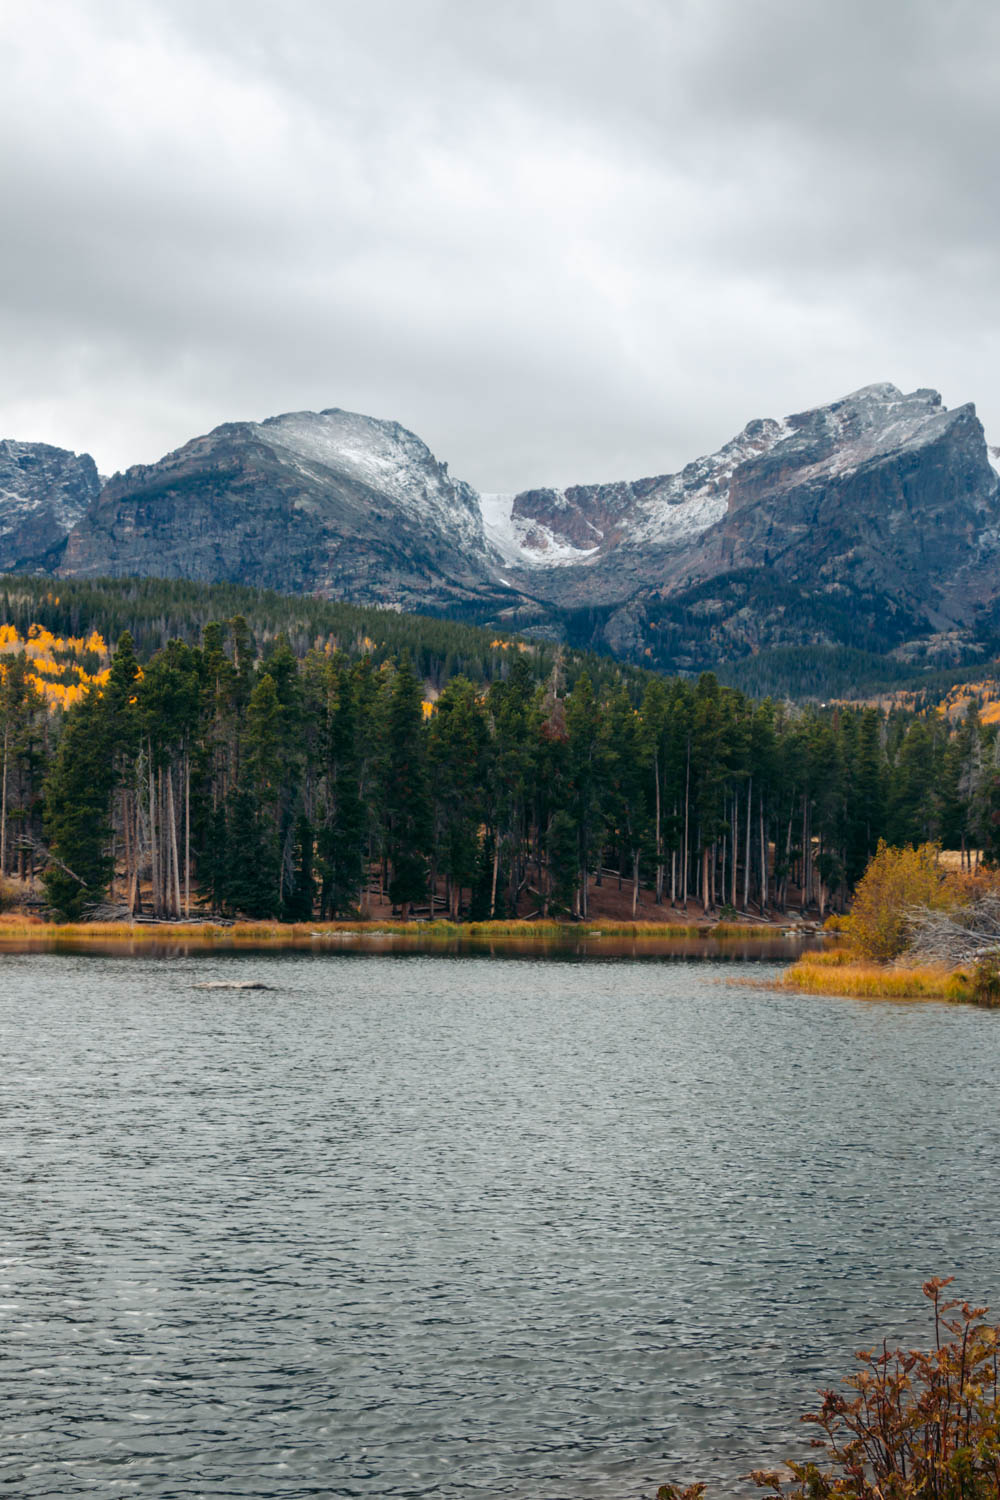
(1, 951, 998, 1498)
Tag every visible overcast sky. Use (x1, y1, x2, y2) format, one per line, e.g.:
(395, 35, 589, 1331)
(3, 0, 999, 491)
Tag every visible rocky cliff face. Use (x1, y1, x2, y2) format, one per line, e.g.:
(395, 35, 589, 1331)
(61, 409, 506, 614)
(679, 386, 997, 606)
(8, 383, 999, 675)
(489, 384, 1000, 665)
(0, 441, 100, 571)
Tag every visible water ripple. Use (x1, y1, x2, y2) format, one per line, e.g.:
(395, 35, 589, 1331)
(0, 952, 998, 1497)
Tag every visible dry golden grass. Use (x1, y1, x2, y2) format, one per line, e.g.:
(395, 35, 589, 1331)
(783, 952, 972, 1002)
(0, 915, 788, 942)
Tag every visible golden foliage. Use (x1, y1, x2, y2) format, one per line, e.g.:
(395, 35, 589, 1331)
(0, 621, 110, 711)
(843, 840, 949, 962)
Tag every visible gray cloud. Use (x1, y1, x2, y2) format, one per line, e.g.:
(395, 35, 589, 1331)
(2, 0, 999, 492)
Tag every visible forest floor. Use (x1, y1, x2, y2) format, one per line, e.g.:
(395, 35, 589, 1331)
(359, 871, 819, 928)
(0, 870, 825, 932)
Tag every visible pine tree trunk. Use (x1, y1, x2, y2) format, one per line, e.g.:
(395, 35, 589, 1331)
(158, 767, 166, 917)
(731, 792, 738, 909)
(185, 751, 190, 919)
(123, 793, 132, 915)
(149, 746, 158, 917)
(161, 768, 172, 918)
(0, 723, 8, 880)
(168, 766, 182, 919)
(632, 848, 640, 918)
(682, 742, 690, 912)
(159, 768, 167, 917)
(654, 752, 663, 903)
(743, 776, 752, 912)
(132, 791, 141, 914)
(759, 797, 768, 912)
(131, 788, 142, 914)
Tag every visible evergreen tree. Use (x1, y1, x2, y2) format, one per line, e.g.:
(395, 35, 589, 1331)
(43, 688, 117, 917)
(383, 656, 432, 916)
(429, 677, 489, 918)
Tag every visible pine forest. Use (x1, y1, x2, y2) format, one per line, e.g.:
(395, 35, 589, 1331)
(0, 575, 997, 924)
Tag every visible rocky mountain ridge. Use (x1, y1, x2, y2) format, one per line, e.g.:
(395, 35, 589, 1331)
(3, 382, 999, 677)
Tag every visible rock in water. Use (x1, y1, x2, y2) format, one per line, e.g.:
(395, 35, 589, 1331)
(192, 980, 275, 991)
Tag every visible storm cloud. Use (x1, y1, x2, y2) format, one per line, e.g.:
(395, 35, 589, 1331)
(3, 0, 999, 490)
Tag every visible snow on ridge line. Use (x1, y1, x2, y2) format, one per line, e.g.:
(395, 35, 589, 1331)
(250, 409, 490, 557)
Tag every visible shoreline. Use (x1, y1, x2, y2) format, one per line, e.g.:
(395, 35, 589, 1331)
(0, 916, 820, 942)
(0, 916, 829, 962)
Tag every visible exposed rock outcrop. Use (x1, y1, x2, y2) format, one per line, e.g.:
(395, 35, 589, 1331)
(0, 440, 100, 571)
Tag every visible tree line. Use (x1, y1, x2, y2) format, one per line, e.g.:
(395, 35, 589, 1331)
(2, 613, 999, 921)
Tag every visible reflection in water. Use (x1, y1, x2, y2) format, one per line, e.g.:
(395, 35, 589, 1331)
(0, 931, 827, 961)
(0, 952, 996, 1498)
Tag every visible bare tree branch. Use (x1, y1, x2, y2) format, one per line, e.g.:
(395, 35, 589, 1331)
(13, 834, 90, 889)
(905, 892, 1000, 966)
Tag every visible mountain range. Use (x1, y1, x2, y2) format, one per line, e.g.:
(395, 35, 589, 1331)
(4, 382, 1000, 683)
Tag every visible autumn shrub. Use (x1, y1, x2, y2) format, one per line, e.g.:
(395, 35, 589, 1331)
(844, 841, 951, 962)
(971, 955, 1000, 1007)
(658, 1279, 1000, 1500)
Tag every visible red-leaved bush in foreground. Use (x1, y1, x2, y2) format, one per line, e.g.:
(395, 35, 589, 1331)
(659, 1278, 1000, 1500)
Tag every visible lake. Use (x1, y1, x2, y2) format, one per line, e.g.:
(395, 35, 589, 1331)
(1, 950, 997, 1498)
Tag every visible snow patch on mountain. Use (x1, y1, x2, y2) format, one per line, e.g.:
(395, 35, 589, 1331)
(626, 416, 791, 547)
(481, 491, 601, 567)
(256, 408, 490, 561)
